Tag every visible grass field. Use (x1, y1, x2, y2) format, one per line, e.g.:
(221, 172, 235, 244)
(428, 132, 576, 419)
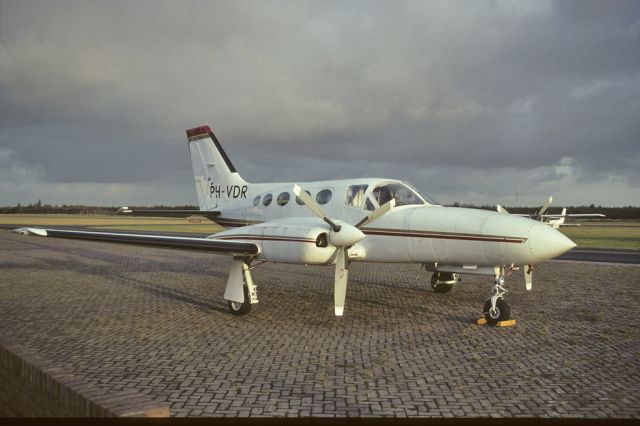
(1, 214, 638, 250)
(559, 221, 640, 250)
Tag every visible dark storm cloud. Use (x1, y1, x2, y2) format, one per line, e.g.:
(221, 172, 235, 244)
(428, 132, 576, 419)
(0, 0, 639, 206)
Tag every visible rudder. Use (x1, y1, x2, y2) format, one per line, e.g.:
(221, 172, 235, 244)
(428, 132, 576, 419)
(186, 125, 248, 210)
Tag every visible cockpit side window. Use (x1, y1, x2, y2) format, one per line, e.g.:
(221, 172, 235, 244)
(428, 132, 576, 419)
(372, 183, 424, 207)
(345, 184, 368, 208)
(364, 197, 376, 211)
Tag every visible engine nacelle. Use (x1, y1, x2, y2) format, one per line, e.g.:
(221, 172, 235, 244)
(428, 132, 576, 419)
(258, 223, 337, 264)
(212, 219, 339, 265)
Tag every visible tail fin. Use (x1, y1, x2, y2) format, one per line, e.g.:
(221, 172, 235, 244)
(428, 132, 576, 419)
(556, 208, 567, 228)
(186, 125, 248, 210)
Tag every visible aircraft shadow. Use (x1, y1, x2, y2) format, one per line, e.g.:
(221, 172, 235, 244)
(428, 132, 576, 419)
(12, 245, 229, 315)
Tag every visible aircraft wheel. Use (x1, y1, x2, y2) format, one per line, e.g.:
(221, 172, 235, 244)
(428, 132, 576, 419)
(430, 272, 454, 293)
(483, 298, 510, 325)
(432, 282, 453, 293)
(228, 286, 252, 316)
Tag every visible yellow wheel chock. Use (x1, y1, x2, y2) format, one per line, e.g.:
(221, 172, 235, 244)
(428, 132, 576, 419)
(476, 318, 516, 327)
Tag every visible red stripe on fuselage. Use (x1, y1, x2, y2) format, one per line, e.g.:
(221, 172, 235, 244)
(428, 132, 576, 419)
(211, 218, 527, 244)
(361, 229, 526, 244)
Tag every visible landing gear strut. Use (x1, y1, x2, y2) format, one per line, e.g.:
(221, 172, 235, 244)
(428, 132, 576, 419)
(483, 267, 511, 324)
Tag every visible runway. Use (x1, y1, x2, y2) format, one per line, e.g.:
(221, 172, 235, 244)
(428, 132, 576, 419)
(556, 248, 640, 264)
(1, 230, 639, 418)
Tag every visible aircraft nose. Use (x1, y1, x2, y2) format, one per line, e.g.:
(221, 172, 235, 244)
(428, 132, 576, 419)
(528, 222, 576, 262)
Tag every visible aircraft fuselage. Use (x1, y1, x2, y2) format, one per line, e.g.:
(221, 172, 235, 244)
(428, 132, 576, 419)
(208, 178, 574, 269)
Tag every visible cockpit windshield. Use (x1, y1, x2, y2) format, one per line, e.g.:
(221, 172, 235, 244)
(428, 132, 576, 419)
(401, 181, 440, 206)
(372, 182, 424, 207)
(369, 182, 440, 207)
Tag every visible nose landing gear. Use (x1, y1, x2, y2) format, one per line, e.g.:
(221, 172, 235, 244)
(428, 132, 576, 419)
(482, 267, 511, 324)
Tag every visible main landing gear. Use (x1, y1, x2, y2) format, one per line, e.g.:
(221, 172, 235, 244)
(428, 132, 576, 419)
(482, 266, 511, 324)
(228, 284, 252, 316)
(225, 258, 259, 316)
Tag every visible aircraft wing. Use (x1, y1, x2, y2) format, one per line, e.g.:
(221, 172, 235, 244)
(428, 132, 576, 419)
(116, 207, 220, 221)
(13, 227, 258, 256)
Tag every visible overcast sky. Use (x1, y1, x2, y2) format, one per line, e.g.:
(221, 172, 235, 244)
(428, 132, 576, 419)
(1, 0, 639, 207)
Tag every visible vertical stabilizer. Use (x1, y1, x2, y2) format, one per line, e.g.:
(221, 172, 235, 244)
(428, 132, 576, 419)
(186, 125, 248, 210)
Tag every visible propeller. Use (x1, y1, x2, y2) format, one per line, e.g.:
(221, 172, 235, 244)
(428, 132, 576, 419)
(293, 184, 394, 316)
(293, 185, 342, 233)
(534, 196, 553, 221)
(354, 199, 395, 228)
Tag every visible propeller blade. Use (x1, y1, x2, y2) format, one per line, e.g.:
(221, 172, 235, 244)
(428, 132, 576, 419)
(293, 184, 341, 232)
(334, 246, 349, 316)
(354, 199, 396, 228)
(524, 264, 533, 291)
(496, 204, 509, 215)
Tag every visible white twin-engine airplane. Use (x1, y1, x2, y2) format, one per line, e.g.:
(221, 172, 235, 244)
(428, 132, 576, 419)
(15, 125, 577, 324)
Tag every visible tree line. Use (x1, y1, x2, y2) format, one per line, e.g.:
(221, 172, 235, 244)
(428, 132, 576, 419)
(2, 201, 640, 219)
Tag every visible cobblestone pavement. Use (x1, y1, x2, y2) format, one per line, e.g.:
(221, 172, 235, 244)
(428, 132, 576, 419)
(1, 231, 639, 418)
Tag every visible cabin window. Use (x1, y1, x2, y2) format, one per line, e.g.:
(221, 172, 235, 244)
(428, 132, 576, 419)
(316, 189, 332, 205)
(253, 195, 260, 206)
(277, 192, 290, 206)
(346, 185, 368, 208)
(263, 194, 273, 206)
(295, 190, 311, 205)
(372, 183, 424, 207)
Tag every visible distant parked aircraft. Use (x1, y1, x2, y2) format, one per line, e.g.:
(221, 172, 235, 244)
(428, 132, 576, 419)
(497, 196, 605, 228)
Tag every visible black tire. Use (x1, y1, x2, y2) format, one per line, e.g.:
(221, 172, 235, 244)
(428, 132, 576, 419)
(431, 272, 454, 293)
(227, 285, 252, 316)
(483, 298, 510, 325)
(432, 283, 453, 293)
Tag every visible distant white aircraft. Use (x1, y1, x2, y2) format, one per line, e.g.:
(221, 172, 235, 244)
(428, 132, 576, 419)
(16, 125, 577, 324)
(497, 196, 605, 228)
